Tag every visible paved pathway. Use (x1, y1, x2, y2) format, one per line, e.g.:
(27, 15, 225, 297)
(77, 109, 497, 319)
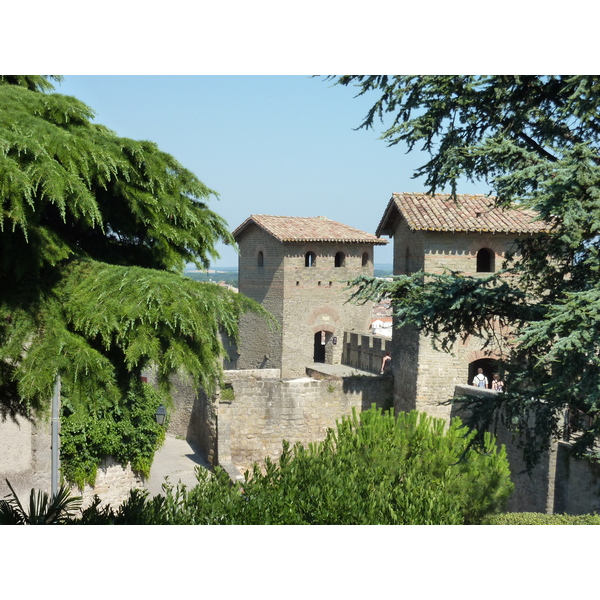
(143, 436, 210, 497)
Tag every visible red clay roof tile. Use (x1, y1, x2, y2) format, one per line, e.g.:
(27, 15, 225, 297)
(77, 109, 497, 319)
(376, 193, 550, 236)
(234, 215, 388, 245)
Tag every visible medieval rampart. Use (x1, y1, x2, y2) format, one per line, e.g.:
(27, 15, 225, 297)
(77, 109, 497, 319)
(212, 368, 393, 476)
(452, 385, 600, 515)
(341, 332, 391, 374)
(4, 375, 600, 515)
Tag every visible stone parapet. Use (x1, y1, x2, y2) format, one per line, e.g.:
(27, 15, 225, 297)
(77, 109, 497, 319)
(216, 370, 393, 474)
(341, 331, 391, 374)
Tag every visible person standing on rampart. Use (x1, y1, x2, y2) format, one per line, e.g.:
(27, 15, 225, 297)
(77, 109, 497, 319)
(491, 373, 504, 392)
(380, 351, 392, 375)
(472, 368, 488, 389)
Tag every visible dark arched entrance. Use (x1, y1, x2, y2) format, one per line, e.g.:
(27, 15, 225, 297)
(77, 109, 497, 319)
(468, 358, 497, 389)
(313, 330, 333, 363)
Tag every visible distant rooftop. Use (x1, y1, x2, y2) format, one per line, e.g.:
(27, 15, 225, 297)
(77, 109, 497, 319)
(234, 215, 388, 245)
(376, 193, 549, 236)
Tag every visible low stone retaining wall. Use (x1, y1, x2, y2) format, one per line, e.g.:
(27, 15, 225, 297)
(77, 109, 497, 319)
(74, 457, 145, 509)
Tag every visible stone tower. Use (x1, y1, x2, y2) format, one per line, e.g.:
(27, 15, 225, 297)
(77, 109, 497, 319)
(233, 215, 388, 378)
(376, 193, 547, 420)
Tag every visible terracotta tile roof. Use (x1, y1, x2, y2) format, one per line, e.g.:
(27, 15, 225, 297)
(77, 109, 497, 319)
(233, 215, 388, 245)
(376, 193, 550, 236)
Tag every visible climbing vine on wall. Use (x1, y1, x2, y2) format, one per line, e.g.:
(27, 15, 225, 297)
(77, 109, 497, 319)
(60, 382, 167, 489)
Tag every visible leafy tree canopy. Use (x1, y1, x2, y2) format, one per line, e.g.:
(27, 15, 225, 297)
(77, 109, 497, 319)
(332, 76, 600, 464)
(0, 76, 266, 483)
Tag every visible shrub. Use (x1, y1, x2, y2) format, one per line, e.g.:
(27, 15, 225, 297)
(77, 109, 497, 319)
(60, 382, 167, 488)
(73, 406, 514, 525)
(234, 406, 513, 524)
(482, 512, 600, 525)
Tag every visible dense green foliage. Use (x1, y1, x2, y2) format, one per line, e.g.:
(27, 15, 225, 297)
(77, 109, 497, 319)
(60, 381, 167, 487)
(71, 406, 513, 524)
(483, 512, 600, 525)
(333, 76, 600, 464)
(0, 76, 267, 485)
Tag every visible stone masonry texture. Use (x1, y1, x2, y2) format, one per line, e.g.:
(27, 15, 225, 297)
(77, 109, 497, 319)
(236, 220, 381, 378)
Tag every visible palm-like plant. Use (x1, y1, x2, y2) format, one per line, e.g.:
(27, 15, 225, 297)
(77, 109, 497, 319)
(0, 479, 82, 524)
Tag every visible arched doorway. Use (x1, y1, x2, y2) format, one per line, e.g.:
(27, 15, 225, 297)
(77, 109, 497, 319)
(468, 358, 497, 388)
(313, 330, 332, 363)
(476, 248, 495, 272)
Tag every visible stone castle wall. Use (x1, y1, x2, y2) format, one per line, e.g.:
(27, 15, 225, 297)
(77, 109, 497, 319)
(4, 372, 600, 515)
(236, 223, 377, 378)
(0, 411, 52, 501)
(452, 385, 600, 515)
(215, 368, 393, 475)
(0, 411, 142, 509)
(341, 332, 392, 374)
(236, 226, 284, 371)
(452, 385, 555, 513)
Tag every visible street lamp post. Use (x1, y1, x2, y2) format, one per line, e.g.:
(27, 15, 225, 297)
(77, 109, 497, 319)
(51, 375, 61, 499)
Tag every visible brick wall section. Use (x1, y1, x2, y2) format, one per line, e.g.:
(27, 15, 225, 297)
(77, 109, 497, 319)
(0, 412, 51, 501)
(0, 412, 142, 509)
(74, 458, 144, 509)
(423, 231, 524, 275)
(554, 442, 600, 514)
(237, 227, 284, 371)
(216, 369, 393, 474)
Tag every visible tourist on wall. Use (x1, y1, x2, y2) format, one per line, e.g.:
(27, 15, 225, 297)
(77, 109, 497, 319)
(380, 351, 392, 375)
(472, 368, 488, 389)
(491, 373, 504, 392)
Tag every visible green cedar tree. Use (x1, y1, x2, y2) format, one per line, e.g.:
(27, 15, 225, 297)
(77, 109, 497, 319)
(331, 76, 600, 465)
(0, 76, 267, 483)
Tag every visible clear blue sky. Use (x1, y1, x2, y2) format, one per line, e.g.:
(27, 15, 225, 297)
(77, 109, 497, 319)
(53, 75, 485, 268)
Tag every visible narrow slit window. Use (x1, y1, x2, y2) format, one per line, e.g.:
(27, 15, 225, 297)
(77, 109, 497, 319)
(257, 251, 264, 267)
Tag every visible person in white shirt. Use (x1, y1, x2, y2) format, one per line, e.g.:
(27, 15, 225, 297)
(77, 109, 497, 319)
(472, 368, 488, 389)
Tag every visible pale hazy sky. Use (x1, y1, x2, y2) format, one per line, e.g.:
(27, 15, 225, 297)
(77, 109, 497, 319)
(54, 75, 483, 267)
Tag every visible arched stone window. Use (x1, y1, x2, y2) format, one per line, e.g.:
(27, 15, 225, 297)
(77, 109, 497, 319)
(305, 251, 316, 267)
(257, 251, 264, 267)
(476, 248, 495, 273)
(362, 252, 369, 267)
(334, 252, 345, 267)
